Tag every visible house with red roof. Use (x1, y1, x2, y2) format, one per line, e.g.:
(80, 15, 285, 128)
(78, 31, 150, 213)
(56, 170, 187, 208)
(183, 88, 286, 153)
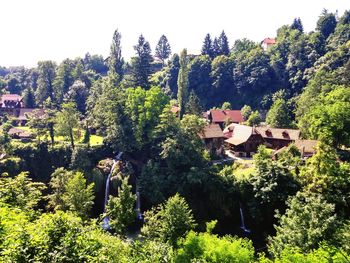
(261, 38, 276, 51)
(206, 109, 244, 129)
(0, 94, 23, 116)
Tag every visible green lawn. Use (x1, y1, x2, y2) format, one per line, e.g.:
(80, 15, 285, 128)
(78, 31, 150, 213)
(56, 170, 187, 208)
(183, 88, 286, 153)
(12, 126, 104, 146)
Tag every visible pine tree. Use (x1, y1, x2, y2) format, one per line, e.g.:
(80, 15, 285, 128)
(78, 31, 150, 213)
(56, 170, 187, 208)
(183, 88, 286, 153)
(201, 34, 214, 59)
(291, 18, 304, 32)
(22, 87, 36, 108)
(177, 49, 189, 119)
(108, 29, 124, 84)
(131, 34, 153, 89)
(155, 35, 171, 66)
(212, 37, 220, 58)
(35, 61, 56, 105)
(218, 30, 230, 56)
(186, 90, 203, 116)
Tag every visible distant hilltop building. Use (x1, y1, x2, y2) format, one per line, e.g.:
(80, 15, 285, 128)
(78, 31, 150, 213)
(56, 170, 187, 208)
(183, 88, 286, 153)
(261, 38, 276, 51)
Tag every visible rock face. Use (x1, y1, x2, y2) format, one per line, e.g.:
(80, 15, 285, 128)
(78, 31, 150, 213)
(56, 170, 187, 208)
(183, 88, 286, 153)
(96, 158, 114, 174)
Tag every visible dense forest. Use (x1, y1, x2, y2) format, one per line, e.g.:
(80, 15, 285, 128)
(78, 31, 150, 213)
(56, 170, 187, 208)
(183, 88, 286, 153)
(0, 9, 350, 262)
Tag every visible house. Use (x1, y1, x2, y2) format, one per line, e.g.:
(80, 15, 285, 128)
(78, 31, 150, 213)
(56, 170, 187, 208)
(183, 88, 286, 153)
(261, 38, 276, 51)
(294, 139, 318, 158)
(199, 124, 226, 156)
(16, 108, 45, 126)
(224, 124, 266, 157)
(255, 127, 300, 149)
(206, 110, 244, 129)
(273, 139, 318, 160)
(7, 127, 33, 140)
(0, 94, 23, 116)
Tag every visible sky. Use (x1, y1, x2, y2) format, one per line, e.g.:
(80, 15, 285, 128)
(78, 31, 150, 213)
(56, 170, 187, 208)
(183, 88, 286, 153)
(0, 0, 348, 68)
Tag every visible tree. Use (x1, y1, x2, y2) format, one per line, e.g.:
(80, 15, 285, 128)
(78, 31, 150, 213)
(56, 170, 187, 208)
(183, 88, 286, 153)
(269, 191, 336, 256)
(266, 98, 293, 128)
(48, 168, 74, 211)
(241, 105, 252, 120)
(166, 54, 180, 96)
(56, 102, 80, 148)
(177, 49, 189, 119)
(201, 33, 214, 59)
(300, 86, 350, 147)
(317, 9, 337, 39)
(246, 110, 261, 126)
(212, 37, 220, 57)
(62, 172, 95, 219)
(187, 55, 212, 107)
(176, 229, 254, 263)
(141, 194, 196, 246)
(218, 30, 230, 56)
(232, 38, 258, 55)
(131, 34, 153, 89)
(35, 61, 56, 105)
(108, 29, 124, 84)
(22, 87, 36, 108)
(53, 59, 75, 103)
(185, 90, 203, 116)
(106, 176, 136, 235)
(155, 34, 171, 65)
(291, 17, 304, 32)
(0, 172, 46, 211)
(222, 101, 231, 110)
(64, 80, 89, 114)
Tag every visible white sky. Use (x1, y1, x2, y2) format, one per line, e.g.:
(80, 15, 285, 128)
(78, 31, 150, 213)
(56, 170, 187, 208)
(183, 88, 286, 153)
(0, 0, 348, 68)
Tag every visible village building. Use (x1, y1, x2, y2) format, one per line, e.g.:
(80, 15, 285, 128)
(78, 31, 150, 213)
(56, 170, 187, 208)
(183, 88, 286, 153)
(7, 127, 33, 141)
(224, 124, 266, 157)
(0, 94, 45, 125)
(255, 127, 300, 149)
(199, 124, 226, 156)
(0, 94, 23, 116)
(224, 124, 302, 157)
(261, 37, 276, 51)
(206, 109, 244, 129)
(274, 139, 318, 159)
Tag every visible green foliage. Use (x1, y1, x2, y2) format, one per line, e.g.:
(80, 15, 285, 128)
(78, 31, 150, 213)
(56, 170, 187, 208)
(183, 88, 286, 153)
(131, 34, 153, 89)
(221, 101, 231, 110)
(269, 191, 337, 256)
(48, 168, 94, 219)
(266, 98, 292, 128)
(246, 110, 261, 126)
(177, 49, 189, 119)
(176, 231, 255, 263)
(56, 102, 81, 148)
(0, 172, 45, 211)
(35, 60, 56, 105)
(201, 33, 214, 59)
(108, 29, 124, 84)
(53, 58, 75, 103)
(241, 104, 252, 120)
(185, 90, 203, 116)
(300, 86, 350, 147)
(142, 194, 196, 247)
(317, 9, 337, 39)
(155, 35, 172, 65)
(106, 176, 136, 235)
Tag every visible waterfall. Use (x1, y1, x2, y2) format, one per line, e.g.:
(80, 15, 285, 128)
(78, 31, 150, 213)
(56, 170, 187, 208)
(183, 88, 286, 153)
(102, 152, 123, 230)
(239, 202, 251, 234)
(135, 184, 143, 221)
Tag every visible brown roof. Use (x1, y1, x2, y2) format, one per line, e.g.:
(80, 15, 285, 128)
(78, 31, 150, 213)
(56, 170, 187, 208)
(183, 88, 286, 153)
(8, 127, 26, 136)
(224, 123, 259, 145)
(209, 110, 244, 123)
(255, 127, 300, 141)
(294, 140, 318, 154)
(17, 108, 45, 121)
(199, 124, 224, 139)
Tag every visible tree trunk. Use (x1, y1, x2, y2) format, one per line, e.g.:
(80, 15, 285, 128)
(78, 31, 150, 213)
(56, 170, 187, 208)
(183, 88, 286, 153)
(49, 123, 55, 147)
(69, 128, 75, 149)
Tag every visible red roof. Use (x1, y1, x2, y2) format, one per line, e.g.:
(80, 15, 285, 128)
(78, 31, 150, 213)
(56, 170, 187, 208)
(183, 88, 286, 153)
(262, 38, 276, 45)
(209, 110, 244, 124)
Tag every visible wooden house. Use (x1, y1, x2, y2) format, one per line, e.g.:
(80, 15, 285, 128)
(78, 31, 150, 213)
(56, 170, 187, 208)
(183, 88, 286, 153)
(199, 124, 226, 156)
(206, 110, 244, 129)
(255, 127, 300, 149)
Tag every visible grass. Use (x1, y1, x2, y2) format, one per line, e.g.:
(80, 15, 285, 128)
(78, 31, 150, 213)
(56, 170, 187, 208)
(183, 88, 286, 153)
(12, 126, 104, 146)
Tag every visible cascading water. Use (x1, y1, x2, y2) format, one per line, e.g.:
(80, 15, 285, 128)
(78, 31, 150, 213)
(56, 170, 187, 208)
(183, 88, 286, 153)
(239, 202, 251, 234)
(102, 152, 123, 230)
(135, 184, 143, 221)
